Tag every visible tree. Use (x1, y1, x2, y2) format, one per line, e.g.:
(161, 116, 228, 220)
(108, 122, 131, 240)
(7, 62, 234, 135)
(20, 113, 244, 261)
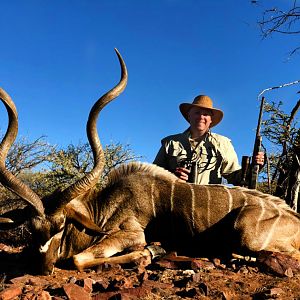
(4, 136, 53, 176)
(253, 0, 300, 56)
(251, 1, 300, 208)
(27, 141, 142, 197)
(0, 135, 53, 200)
(260, 96, 300, 210)
(0, 134, 141, 198)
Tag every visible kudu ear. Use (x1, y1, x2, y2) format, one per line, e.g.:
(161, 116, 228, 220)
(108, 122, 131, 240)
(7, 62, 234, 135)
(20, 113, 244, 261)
(64, 204, 106, 235)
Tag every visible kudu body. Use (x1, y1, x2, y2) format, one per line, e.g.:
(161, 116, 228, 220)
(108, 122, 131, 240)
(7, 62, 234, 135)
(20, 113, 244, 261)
(1, 50, 300, 275)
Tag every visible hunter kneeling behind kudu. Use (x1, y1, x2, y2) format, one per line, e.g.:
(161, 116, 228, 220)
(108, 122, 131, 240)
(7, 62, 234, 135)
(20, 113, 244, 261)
(153, 95, 265, 185)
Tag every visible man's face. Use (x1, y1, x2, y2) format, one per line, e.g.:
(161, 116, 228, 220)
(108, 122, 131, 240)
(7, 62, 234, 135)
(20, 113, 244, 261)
(188, 107, 212, 134)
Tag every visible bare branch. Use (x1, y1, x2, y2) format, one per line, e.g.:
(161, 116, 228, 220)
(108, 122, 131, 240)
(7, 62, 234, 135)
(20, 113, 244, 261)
(254, 0, 300, 56)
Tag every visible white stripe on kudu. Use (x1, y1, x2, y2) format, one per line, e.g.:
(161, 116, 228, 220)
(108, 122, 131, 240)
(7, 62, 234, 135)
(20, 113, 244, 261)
(151, 181, 156, 217)
(255, 197, 266, 237)
(203, 186, 211, 227)
(234, 191, 248, 228)
(170, 182, 175, 212)
(260, 201, 282, 250)
(224, 186, 233, 213)
(189, 184, 195, 228)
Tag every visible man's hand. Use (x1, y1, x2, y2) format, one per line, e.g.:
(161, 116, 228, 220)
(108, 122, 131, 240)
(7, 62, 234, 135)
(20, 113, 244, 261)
(254, 151, 265, 167)
(175, 167, 190, 181)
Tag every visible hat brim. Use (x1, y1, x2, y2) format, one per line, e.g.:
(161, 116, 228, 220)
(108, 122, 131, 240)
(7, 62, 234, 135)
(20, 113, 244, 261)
(179, 103, 224, 128)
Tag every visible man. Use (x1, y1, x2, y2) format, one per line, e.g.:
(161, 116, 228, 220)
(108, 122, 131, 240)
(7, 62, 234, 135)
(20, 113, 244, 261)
(153, 95, 264, 185)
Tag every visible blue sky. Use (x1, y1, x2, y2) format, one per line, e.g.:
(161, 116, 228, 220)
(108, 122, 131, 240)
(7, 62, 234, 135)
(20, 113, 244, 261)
(0, 0, 299, 164)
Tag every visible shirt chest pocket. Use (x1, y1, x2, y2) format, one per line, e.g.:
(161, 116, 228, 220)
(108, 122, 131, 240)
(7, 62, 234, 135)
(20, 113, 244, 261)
(165, 141, 188, 170)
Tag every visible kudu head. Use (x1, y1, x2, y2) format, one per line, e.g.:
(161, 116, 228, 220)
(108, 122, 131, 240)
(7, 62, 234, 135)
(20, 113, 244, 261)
(0, 49, 128, 274)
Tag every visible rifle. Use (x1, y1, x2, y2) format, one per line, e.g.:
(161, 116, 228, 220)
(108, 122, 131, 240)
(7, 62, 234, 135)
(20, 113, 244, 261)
(248, 96, 265, 189)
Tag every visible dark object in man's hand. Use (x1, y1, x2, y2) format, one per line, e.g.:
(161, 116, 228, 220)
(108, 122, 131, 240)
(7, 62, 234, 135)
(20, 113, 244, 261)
(179, 160, 197, 183)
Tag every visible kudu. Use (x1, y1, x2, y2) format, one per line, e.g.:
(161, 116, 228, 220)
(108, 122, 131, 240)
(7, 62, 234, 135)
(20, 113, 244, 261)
(1, 49, 300, 275)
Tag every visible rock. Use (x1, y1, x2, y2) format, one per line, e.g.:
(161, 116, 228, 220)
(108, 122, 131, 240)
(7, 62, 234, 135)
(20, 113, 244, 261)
(0, 286, 22, 300)
(191, 259, 215, 271)
(9, 274, 32, 285)
(28, 277, 50, 286)
(68, 276, 77, 284)
(155, 259, 178, 269)
(36, 290, 52, 300)
(212, 258, 226, 269)
(109, 275, 135, 289)
(155, 253, 207, 270)
(63, 283, 91, 300)
(83, 278, 95, 293)
(258, 251, 300, 277)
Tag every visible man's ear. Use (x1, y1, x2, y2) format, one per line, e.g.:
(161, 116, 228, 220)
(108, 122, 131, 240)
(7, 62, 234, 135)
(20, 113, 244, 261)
(187, 111, 191, 122)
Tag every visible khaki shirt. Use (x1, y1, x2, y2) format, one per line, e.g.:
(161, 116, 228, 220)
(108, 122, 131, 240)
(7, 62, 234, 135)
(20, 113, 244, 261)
(153, 129, 242, 185)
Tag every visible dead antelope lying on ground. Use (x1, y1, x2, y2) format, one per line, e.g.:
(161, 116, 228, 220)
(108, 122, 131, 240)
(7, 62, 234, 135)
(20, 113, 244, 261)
(1, 49, 300, 275)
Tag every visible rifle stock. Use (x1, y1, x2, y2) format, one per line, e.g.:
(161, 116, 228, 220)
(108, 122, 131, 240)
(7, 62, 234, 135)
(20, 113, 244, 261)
(241, 155, 250, 187)
(249, 135, 262, 189)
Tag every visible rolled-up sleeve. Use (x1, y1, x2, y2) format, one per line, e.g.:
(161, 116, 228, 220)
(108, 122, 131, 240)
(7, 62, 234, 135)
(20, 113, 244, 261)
(153, 141, 168, 169)
(153, 135, 189, 173)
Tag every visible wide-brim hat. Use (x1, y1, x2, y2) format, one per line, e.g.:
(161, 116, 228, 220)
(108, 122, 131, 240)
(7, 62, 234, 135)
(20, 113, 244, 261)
(179, 95, 224, 128)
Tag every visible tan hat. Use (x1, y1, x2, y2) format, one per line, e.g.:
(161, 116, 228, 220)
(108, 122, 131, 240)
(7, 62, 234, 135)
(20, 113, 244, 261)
(179, 95, 224, 128)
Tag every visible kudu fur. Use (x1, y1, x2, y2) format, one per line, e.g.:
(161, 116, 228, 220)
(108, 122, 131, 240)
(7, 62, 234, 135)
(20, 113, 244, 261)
(1, 49, 300, 275)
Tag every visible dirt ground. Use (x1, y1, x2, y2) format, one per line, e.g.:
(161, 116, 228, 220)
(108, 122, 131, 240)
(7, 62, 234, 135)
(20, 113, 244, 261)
(1, 244, 300, 300)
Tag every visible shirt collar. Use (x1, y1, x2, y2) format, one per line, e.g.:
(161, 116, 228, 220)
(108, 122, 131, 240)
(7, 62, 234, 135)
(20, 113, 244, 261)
(184, 128, 211, 142)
